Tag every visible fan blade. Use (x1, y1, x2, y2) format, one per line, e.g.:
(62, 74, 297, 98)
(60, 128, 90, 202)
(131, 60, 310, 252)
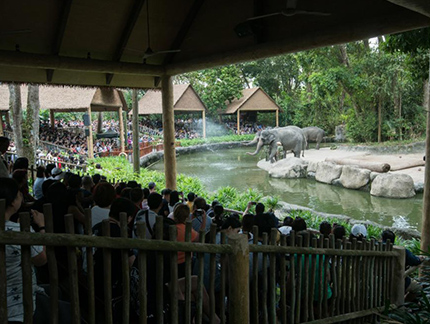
(154, 49, 181, 55)
(293, 10, 331, 16)
(286, 0, 298, 10)
(247, 12, 282, 21)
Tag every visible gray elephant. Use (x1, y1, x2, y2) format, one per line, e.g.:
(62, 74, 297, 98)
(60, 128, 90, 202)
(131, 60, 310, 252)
(302, 126, 325, 150)
(246, 126, 305, 163)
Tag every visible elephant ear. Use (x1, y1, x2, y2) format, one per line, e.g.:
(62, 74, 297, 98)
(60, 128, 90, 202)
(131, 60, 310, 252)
(267, 132, 276, 144)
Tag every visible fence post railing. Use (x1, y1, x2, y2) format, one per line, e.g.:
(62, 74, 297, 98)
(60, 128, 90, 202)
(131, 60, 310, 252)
(391, 246, 406, 306)
(228, 233, 249, 324)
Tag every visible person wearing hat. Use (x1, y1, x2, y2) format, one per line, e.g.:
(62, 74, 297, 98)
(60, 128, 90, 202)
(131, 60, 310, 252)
(50, 167, 65, 181)
(350, 224, 367, 242)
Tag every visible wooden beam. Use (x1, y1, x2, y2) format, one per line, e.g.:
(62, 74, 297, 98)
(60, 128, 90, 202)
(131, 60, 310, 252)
(162, 0, 205, 65)
(165, 11, 430, 76)
(276, 109, 279, 127)
(162, 75, 177, 190)
(202, 110, 206, 138)
(50, 110, 55, 130)
(87, 107, 94, 159)
(119, 107, 125, 153)
(387, 0, 430, 18)
(107, 0, 146, 85)
(0, 50, 165, 76)
(0, 113, 3, 136)
(237, 110, 240, 135)
(53, 0, 73, 55)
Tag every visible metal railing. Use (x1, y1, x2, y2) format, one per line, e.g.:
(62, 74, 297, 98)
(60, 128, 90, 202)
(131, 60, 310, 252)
(0, 201, 405, 324)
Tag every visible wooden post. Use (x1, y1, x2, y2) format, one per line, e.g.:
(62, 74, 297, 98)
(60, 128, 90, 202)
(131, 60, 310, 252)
(161, 75, 177, 189)
(132, 89, 140, 174)
(118, 107, 125, 153)
(276, 109, 279, 127)
(228, 233, 249, 324)
(421, 51, 430, 254)
(50, 109, 55, 130)
(87, 107, 94, 159)
(391, 246, 405, 306)
(237, 110, 240, 135)
(202, 110, 206, 138)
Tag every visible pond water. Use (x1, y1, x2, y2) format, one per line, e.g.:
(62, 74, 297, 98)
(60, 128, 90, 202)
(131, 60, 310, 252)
(150, 147, 424, 231)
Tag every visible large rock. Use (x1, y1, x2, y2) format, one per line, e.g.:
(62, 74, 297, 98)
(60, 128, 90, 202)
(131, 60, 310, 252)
(264, 157, 308, 178)
(370, 173, 415, 198)
(307, 160, 318, 173)
(339, 165, 371, 189)
(315, 162, 342, 184)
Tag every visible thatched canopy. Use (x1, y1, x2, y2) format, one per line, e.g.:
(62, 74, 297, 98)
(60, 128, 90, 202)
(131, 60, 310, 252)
(222, 87, 279, 115)
(131, 84, 206, 115)
(0, 1, 429, 88)
(0, 85, 126, 112)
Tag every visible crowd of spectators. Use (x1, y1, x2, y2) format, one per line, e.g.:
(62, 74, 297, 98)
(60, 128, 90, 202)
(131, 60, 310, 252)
(0, 140, 423, 322)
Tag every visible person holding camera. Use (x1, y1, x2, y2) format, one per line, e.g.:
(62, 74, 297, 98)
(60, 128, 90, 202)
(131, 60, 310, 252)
(191, 197, 212, 233)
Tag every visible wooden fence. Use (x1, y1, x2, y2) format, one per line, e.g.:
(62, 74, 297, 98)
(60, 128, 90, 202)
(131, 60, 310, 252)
(0, 202, 405, 324)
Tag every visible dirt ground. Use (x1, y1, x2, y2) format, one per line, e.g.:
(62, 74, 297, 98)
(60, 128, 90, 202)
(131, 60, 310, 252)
(302, 147, 426, 185)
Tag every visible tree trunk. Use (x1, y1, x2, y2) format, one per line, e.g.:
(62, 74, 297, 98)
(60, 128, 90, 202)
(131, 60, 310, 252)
(378, 95, 382, 143)
(24, 85, 39, 165)
(9, 84, 24, 157)
(363, 39, 370, 52)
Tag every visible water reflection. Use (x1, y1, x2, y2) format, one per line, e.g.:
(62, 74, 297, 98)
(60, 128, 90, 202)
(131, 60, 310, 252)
(150, 147, 423, 230)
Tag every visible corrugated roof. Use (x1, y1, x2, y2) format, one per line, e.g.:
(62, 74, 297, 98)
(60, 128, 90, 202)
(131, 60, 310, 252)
(131, 84, 207, 115)
(0, 85, 125, 112)
(222, 87, 280, 114)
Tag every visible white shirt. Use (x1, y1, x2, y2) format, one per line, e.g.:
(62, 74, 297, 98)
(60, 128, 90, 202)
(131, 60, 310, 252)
(91, 206, 110, 227)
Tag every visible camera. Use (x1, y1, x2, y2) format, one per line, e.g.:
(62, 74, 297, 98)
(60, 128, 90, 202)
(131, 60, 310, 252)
(194, 209, 204, 217)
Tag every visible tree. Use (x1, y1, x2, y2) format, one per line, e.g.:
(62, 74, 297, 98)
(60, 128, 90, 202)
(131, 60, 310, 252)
(9, 84, 23, 156)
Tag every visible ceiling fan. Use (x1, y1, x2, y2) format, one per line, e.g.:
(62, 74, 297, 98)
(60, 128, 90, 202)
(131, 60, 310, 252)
(247, 0, 331, 21)
(140, 0, 180, 63)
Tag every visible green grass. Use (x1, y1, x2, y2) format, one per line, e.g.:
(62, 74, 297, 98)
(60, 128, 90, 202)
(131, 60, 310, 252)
(177, 134, 254, 147)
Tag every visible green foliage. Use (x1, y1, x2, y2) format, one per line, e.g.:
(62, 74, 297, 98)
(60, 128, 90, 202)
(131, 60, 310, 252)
(345, 108, 378, 142)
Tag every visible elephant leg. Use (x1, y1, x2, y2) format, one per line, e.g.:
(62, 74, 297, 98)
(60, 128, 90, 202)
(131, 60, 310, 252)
(316, 141, 320, 150)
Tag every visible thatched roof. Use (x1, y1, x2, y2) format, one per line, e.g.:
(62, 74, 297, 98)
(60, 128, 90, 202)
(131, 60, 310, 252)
(0, 85, 126, 112)
(0, 1, 429, 88)
(222, 87, 280, 115)
(131, 84, 207, 115)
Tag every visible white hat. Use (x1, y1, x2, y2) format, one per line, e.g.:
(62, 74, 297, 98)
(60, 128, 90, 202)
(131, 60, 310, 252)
(278, 226, 292, 236)
(51, 167, 64, 180)
(351, 224, 367, 237)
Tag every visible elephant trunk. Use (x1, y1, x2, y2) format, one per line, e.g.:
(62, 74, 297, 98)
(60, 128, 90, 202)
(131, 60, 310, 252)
(242, 136, 259, 146)
(247, 139, 264, 156)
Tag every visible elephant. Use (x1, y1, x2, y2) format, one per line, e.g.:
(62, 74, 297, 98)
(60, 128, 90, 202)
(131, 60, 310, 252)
(246, 126, 305, 163)
(302, 126, 325, 150)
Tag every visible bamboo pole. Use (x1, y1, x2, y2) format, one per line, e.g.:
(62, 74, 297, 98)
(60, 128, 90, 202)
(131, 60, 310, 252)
(120, 213, 130, 324)
(19, 213, 33, 323)
(220, 232, 227, 324)
(185, 221, 192, 324)
(155, 217, 164, 323)
(169, 225, 179, 324)
(202, 110, 206, 138)
(162, 75, 177, 189)
(0, 200, 7, 324)
(102, 220, 113, 324)
(227, 233, 249, 324)
(276, 109, 279, 127)
(279, 235, 287, 324)
(252, 226, 259, 324)
(261, 234, 268, 324)
(87, 107, 94, 159)
(209, 224, 217, 324)
(237, 110, 240, 135)
(132, 89, 140, 174)
(196, 230, 206, 324)
(136, 222, 147, 324)
(118, 107, 125, 153)
(84, 209, 95, 324)
(421, 50, 430, 259)
(269, 229, 277, 324)
(43, 204, 59, 324)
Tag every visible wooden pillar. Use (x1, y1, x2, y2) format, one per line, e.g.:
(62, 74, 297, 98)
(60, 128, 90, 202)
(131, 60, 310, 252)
(202, 110, 206, 138)
(228, 233, 249, 324)
(161, 75, 177, 190)
(276, 109, 279, 127)
(118, 107, 125, 153)
(5, 111, 10, 129)
(132, 89, 140, 174)
(87, 107, 94, 159)
(237, 110, 240, 135)
(421, 52, 430, 254)
(391, 246, 405, 306)
(50, 109, 55, 130)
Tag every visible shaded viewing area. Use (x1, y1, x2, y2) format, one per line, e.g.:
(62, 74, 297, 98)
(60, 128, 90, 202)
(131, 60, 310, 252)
(0, 203, 405, 324)
(1, 0, 430, 323)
